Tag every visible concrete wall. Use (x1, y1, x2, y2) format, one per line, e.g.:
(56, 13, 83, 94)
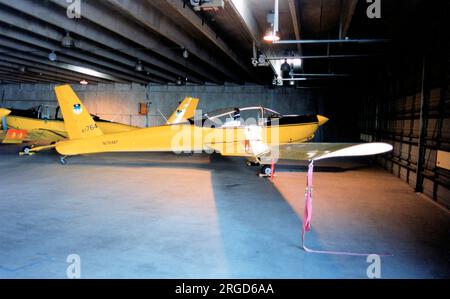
(0, 82, 330, 140)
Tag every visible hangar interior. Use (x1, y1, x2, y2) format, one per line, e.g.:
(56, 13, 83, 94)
(0, 0, 448, 278)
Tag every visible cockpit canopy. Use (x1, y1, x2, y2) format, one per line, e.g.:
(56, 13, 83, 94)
(188, 106, 288, 128)
(10, 104, 106, 122)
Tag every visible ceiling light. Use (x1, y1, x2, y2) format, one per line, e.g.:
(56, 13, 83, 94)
(176, 77, 182, 85)
(18, 66, 27, 73)
(48, 51, 57, 62)
(135, 60, 143, 72)
(263, 11, 280, 42)
(80, 79, 88, 85)
(289, 79, 295, 86)
(61, 32, 75, 48)
(183, 49, 189, 59)
(263, 29, 280, 42)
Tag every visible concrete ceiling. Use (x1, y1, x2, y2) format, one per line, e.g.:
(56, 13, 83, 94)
(0, 0, 434, 86)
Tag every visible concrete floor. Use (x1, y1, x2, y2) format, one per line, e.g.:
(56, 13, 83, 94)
(0, 144, 448, 278)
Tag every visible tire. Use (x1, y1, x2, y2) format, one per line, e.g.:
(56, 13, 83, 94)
(22, 146, 32, 155)
(260, 165, 272, 176)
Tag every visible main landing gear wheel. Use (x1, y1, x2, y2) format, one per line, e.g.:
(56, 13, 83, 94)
(22, 145, 34, 155)
(22, 145, 32, 155)
(260, 165, 272, 177)
(59, 156, 67, 165)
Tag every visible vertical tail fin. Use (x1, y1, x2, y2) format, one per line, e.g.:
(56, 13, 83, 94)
(54, 84, 103, 140)
(165, 97, 199, 125)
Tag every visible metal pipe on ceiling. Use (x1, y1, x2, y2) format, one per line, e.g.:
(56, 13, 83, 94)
(289, 73, 351, 77)
(273, 39, 390, 44)
(274, 0, 279, 34)
(266, 54, 373, 60)
(280, 78, 316, 81)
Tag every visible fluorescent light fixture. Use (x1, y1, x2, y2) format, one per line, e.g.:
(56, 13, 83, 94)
(57, 63, 118, 81)
(79, 79, 88, 85)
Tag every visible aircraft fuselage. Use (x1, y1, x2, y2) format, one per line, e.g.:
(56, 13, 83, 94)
(55, 121, 321, 156)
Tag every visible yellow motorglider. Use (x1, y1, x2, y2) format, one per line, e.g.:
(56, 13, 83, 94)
(29, 84, 391, 175)
(0, 94, 198, 153)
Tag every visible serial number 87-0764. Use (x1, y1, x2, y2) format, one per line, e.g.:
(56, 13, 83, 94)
(82, 124, 98, 133)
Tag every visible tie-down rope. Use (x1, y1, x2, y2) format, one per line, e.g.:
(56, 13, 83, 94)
(301, 160, 393, 256)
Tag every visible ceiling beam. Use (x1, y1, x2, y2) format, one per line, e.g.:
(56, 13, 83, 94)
(0, 76, 25, 84)
(0, 70, 53, 83)
(0, 42, 126, 83)
(288, 0, 303, 55)
(0, 9, 175, 83)
(341, 0, 359, 38)
(0, 0, 204, 84)
(0, 59, 94, 84)
(0, 35, 150, 84)
(227, 0, 262, 46)
(0, 75, 38, 84)
(105, 0, 244, 82)
(227, 0, 278, 77)
(0, 66, 77, 84)
(152, 0, 256, 81)
(48, 0, 222, 83)
(0, 55, 112, 84)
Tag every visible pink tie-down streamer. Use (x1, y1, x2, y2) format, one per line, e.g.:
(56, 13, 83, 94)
(301, 160, 392, 256)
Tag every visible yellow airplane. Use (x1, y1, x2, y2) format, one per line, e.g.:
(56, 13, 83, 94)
(0, 95, 198, 153)
(25, 84, 392, 175)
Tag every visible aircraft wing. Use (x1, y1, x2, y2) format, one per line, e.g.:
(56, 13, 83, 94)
(266, 142, 393, 161)
(0, 128, 65, 144)
(207, 140, 392, 162)
(24, 129, 66, 144)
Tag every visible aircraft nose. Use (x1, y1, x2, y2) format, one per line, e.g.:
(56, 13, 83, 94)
(317, 115, 329, 126)
(0, 108, 11, 118)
